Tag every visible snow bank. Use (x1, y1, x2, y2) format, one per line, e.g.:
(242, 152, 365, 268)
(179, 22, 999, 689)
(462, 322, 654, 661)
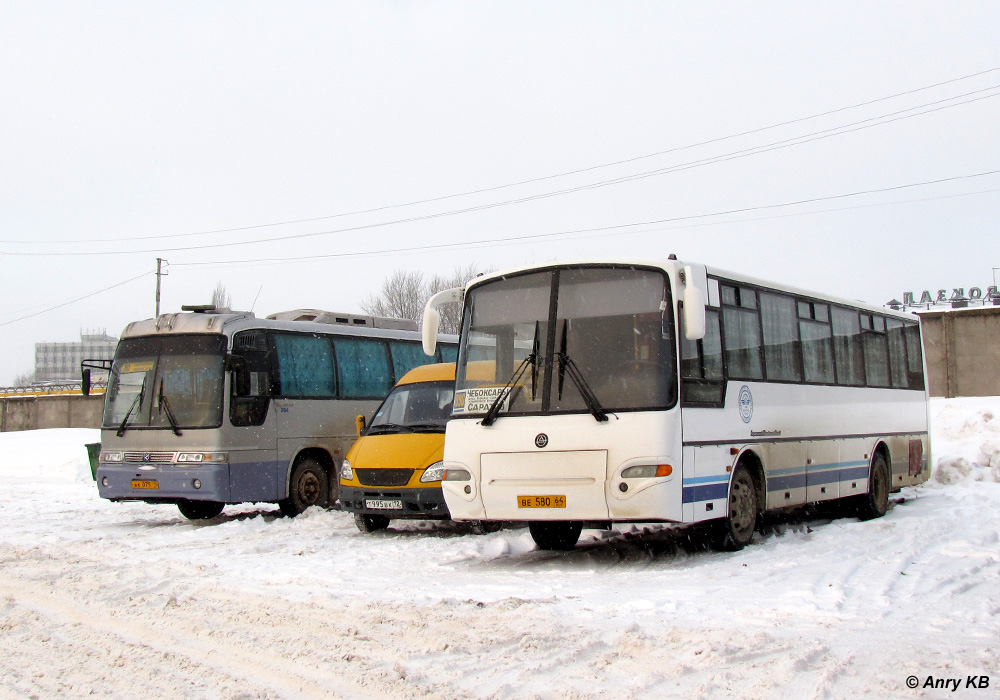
(930, 397, 1000, 483)
(0, 427, 99, 483)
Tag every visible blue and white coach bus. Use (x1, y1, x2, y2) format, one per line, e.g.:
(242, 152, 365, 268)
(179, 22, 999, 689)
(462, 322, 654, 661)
(84, 306, 456, 520)
(421, 259, 930, 551)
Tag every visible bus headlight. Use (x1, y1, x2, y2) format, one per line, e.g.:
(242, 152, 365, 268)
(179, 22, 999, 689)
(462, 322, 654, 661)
(443, 468, 471, 481)
(340, 459, 353, 481)
(621, 464, 673, 478)
(420, 462, 446, 483)
(100, 451, 123, 462)
(177, 452, 228, 464)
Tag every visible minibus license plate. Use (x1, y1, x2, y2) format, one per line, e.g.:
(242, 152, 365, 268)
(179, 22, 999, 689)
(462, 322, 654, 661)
(131, 480, 159, 490)
(365, 499, 403, 510)
(517, 495, 566, 508)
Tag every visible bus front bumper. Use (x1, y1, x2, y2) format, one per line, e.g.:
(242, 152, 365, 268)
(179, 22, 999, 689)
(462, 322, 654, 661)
(338, 485, 450, 519)
(95, 463, 231, 503)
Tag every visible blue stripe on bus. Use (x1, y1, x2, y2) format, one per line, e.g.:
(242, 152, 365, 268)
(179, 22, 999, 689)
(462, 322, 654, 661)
(683, 459, 875, 503)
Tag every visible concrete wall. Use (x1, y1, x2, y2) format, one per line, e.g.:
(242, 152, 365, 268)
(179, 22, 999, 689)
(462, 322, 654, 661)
(919, 306, 1000, 398)
(1, 395, 105, 432)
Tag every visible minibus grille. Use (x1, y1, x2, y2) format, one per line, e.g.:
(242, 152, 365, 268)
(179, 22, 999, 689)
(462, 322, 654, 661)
(355, 469, 413, 487)
(123, 452, 176, 464)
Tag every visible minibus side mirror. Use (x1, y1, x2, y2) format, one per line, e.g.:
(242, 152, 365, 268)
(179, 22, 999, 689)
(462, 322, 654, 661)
(81, 369, 91, 396)
(355, 414, 366, 437)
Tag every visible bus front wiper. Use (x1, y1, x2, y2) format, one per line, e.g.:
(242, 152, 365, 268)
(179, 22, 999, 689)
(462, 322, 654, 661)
(116, 377, 147, 437)
(481, 322, 540, 427)
(157, 378, 183, 437)
(555, 323, 608, 422)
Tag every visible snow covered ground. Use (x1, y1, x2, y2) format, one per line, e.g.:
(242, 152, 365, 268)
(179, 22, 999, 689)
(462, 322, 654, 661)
(1, 398, 998, 700)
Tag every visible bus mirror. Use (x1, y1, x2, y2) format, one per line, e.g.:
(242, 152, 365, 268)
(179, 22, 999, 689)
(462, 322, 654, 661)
(81, 369, 91, 396)
(683, 284, 706, 340)
(355, 414, 366, 437)
(422, 287, 465, 355)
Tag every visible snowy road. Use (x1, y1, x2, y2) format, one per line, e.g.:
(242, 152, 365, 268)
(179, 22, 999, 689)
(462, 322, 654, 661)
(1, 398, 999, 699)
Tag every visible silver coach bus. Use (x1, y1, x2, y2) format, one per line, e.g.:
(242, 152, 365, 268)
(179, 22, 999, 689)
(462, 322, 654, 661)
(84, 305, 456, 520)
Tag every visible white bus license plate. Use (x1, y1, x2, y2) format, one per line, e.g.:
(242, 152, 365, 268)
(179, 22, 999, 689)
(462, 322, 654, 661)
(518, 495, 566, 508)
(365, 498, 403, 510)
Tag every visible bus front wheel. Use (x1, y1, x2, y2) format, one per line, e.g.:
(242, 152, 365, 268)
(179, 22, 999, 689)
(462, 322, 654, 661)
(528, 521, 582, 551)
(177, 499, 224, 520)
(279, 458, 330, 517)
(711, 465, 758, 551)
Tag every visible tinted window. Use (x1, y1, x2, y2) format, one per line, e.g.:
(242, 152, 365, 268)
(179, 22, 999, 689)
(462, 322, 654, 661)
(760, 292, 801, 382)
(334, 338, 392, 398)
(274, 333, 335, 397)
(722, 306, 763, 380)
(831, 308, 864, 386)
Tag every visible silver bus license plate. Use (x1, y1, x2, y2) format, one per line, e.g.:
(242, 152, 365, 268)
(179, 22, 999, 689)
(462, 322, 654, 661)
(365, 498, 403, 510)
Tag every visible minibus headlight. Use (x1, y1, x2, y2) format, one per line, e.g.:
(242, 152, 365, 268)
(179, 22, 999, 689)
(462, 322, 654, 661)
(621, 464, 673, 478)
(177, 452, 228, 464)
(100, 451, 123, 462)
(340, 459, 353, 481)
(420, 462, 446, 483)
(443, 468, 471, 481)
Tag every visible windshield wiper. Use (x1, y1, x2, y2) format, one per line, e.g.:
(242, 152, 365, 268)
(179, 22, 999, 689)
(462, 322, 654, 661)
(116, 377, 147, 437)
(406, 423, 446, 433)
(366, 423, 411, 435)
(157, 378, 182, 436)
(482, 322, 540, 427)
(556, 323, 608, 423)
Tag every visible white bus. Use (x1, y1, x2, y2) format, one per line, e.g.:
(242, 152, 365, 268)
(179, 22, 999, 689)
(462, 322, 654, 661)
(422, 259, 930, 550)
(85, 306, 456, 520)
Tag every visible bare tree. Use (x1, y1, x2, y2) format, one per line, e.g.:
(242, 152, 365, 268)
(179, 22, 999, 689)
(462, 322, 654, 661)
(361, 266, 491, 334)
(11, 370, 35, 388)
(212, 281, 232, 310)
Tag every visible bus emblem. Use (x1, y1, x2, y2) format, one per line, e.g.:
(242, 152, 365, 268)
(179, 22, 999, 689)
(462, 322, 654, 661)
(143, 453, 151, 462)
(534, 433, 549, 449)
(739, 386, 754, 424)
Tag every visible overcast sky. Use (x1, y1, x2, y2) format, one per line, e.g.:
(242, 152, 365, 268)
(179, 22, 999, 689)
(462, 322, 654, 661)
(1, 2, 998, 385)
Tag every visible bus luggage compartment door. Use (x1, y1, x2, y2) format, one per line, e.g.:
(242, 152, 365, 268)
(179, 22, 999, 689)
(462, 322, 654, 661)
(480, 450, 609, 520)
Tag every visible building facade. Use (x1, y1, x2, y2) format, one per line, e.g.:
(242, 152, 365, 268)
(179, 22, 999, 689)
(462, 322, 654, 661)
(34, 332, 118, 384)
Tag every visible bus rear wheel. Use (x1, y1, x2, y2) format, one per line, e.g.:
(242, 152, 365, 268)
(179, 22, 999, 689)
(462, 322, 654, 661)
(711, 465, 758, 551)
(279, 458, 330, 517)
(528, 521, 582, 551)
(177, 499, 224, 520)
(854, 452, 890, 521)
(354, 513, 390, 532)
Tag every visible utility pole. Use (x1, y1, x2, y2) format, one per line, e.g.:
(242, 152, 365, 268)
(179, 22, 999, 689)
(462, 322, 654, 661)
(155, 258, 168, 316)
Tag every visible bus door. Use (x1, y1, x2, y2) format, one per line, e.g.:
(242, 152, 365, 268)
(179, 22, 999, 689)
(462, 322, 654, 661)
(228, 331, 279, 502)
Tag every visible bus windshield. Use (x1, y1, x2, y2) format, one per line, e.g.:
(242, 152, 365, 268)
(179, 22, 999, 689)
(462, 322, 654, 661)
(103, 335, 228, 431)
(454, 266, 677, 418)
(367, 380, 454, 434)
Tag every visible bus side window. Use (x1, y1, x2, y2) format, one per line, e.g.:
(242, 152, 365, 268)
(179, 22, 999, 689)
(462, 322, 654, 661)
(681, 308, 724, 406)
(230, 330, 272, 427)
(334, 338, 392, 398)
(721, 285, 763, 380)
(389, 341, 432, 382)
(903, 322, 925, 390)
(274, 333, 336, 398)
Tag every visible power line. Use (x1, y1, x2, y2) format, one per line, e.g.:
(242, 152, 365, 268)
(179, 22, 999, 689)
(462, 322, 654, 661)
(165, 171, 1000, 267)
(2, 66, 998, 246)
(0, 271, 153, 328)
(6, 89, 999, 259)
